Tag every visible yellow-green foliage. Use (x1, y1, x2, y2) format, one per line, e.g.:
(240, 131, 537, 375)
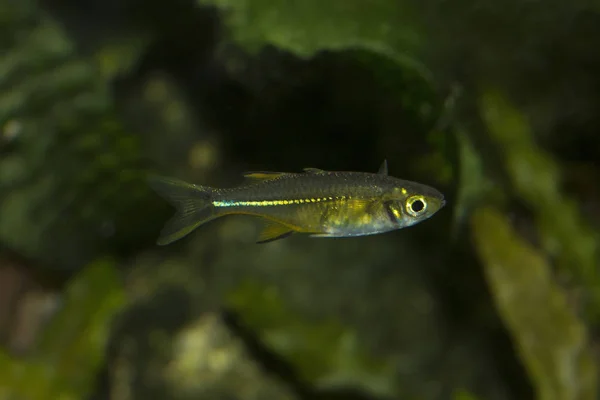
(480, 89, 600, 324)
(0, 259, 124, 400)
(472, 207, 597, 400)
(226, 279, 394, 396)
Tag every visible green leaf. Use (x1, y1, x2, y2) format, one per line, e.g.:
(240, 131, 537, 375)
(198, 0, 431, 82)
(0, 258, 124, 399)
(479, 88, 600, 324)
(472, 207, 597, 400)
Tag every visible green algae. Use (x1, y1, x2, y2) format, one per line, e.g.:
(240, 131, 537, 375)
(472, 207, 597, 400)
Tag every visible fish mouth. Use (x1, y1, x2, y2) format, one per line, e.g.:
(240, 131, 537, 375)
(441, 199, 447, 208)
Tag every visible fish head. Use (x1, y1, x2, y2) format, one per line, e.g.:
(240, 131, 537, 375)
(386, 181, 446, 228)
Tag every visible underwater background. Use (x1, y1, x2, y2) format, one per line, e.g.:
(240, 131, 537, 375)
(0, 0, 599, 399)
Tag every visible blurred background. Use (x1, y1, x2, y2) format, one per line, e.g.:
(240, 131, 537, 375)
(0, 0, 599, 399)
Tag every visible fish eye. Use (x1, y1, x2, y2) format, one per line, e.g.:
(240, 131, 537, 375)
(406, 196, 427, 216)
(411, 200, 425, 212)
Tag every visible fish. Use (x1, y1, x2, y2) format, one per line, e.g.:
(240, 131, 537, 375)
(148, 160, 446, 245)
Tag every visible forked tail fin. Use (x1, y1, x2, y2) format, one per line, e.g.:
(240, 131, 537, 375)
(147, 175, 218, 245)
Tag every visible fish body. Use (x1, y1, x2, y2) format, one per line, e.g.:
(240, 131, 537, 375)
(148, 161, 446, 245)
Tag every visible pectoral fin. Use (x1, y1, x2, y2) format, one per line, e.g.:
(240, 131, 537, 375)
(256, 221, 295, 244)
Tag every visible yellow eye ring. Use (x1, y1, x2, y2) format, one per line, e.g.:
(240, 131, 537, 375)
(406, 196, 427, 216)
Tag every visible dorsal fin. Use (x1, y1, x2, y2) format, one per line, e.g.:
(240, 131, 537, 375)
(303, 167, 326, 174)
(378, 160, 388, 175)
(242, 171, 291, 183)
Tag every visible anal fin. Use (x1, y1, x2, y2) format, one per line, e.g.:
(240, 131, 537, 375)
(256, 221, 295, 244)
(310, 232, 364, 238)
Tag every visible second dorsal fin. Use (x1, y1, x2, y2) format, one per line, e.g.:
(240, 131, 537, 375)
(242, 171, 291, 183)
(303, 167, 326, 174)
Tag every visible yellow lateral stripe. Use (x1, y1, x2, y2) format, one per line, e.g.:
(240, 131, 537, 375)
(213, 196, 343, 207)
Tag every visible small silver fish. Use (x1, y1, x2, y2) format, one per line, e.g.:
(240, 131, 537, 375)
(148, 160, 446, 245)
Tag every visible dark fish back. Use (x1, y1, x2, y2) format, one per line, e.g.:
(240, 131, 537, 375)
(218, 171, 395, 203)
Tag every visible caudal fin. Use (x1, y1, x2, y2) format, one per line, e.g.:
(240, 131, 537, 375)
(148, 175, 218, 245)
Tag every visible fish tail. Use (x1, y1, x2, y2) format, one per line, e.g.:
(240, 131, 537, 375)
(148, 175, 219, 245)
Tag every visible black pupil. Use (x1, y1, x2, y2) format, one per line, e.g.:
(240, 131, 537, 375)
(411, 200, 424, 213)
